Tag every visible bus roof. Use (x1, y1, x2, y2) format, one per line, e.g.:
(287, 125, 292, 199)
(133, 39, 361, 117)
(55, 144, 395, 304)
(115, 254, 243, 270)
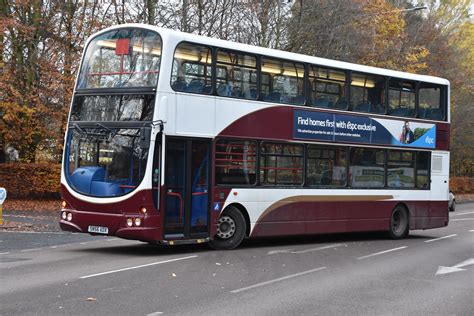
(93, 23, 450, 86)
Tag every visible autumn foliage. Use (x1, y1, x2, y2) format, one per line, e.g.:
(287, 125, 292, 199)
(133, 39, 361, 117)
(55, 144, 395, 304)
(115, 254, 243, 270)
(450, 177, 474, 194)
(0, 163, 61, 198)
(0, 0, 473, 180)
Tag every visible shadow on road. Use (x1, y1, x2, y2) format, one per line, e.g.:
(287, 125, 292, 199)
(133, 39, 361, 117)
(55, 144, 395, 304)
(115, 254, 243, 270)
(68, 231, 435, 256)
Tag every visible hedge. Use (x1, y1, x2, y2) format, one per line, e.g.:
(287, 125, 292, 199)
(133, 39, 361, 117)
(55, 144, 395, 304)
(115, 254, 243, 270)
(450, 177, 474, 194)
(0, 163, 61, 199)
(0, 163, 472, 198)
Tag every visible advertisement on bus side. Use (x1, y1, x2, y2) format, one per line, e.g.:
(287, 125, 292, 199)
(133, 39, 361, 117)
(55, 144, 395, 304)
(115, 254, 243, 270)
(293, 109, 436, 149)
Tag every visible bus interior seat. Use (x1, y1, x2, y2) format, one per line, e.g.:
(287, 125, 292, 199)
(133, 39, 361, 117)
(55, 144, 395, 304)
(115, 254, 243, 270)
(187, 80, 205, 93)
(250, 88, 257, 99)
(406, 108, 416, 117)
(202, 85, 212, 94)
(217, 83, 231, 96)
(428, 108, 443, 120)
(389, 107, 407, 117)
(371, 104, 385, 114)
(313, 97, 330, 108)
(172, 80, 187, 91)
(291, 95, 305, 105)
(232, 87, 242, 97)
(264, 91, 281, 102)
(354, 101, 371, 112)
(320, 177, 332, 185)
(320, 170, 332, 185)
(418, 107, 427, 118)
(334, 99, 347, 109)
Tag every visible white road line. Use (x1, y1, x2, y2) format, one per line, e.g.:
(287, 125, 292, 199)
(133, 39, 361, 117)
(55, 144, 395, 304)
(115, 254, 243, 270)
(79, 255, 198, 279)
(425, 234, 458, 243)
(0, 231, 66, 235)
(357, 246, 407, 260)
(147, 312, 163, 316)
(452, 211, 474, 216)
(230, 267, 327, 294)
(469, 230, 474, 232)
(451, 218, 474, 222)
(0, 252, 11, 255)
(290, 243, 346, 254)
(20, 248, 43, 252)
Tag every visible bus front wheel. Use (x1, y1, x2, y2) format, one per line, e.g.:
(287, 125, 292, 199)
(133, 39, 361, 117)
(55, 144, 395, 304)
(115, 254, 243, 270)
(209, 206, 246, 250)
(388, 205, 409, 239)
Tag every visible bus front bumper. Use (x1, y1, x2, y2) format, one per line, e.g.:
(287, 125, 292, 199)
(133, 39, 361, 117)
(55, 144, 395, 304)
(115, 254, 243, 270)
(59, 209, 161, 242)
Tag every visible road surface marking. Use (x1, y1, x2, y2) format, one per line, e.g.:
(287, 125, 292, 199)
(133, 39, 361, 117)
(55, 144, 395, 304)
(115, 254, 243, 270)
(425, 234, 457, 243)
(0, 252, 11, 255)
(230, 267, 327, 294)
(79, 255, 198, 279)
(470, 230, 474, 232)
(451, 211, 474, 216)
(290, 243, 346, 254)
(357, 246, 407, 260)
(267, 243, 346, 255)
(451, 218, 474, 222)
(20, 248, 43, 252)
(147, 312, 163, 316)
(436, 258, 474, 275)
(0, 231, 66, 235)
(267, 249, 290, 255)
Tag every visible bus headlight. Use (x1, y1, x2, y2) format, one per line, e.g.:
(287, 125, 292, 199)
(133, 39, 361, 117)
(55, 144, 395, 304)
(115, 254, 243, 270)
(61, 201, 67, 208)
(66, 213, 73, 221)
(61, 211, 67, 220)
(134, 218, 142, 226)
(140, 207, 147, 214)
(126, 218, 133, 227)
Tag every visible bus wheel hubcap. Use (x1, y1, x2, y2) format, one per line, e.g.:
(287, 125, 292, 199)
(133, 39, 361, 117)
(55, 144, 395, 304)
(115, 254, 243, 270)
(217, 215, 236, 239)
(392, 212, 400, 231)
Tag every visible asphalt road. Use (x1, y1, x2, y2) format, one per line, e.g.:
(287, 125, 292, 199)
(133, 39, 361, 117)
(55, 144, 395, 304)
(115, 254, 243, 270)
(1, 203, 473, 315)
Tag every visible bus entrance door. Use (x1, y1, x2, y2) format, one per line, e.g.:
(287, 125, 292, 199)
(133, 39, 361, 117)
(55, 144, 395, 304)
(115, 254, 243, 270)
(164, 138, 210, 240)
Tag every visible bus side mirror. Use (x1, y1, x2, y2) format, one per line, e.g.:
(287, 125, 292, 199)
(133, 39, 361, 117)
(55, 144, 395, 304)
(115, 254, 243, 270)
(140, 127, 151, 149)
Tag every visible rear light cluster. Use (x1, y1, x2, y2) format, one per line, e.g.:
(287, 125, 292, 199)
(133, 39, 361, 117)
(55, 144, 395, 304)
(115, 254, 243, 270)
(61, 211, 73, 222)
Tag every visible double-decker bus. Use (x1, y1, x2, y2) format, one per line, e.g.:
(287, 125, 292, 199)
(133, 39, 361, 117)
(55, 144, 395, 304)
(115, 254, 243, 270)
(60, 24, 450, 249)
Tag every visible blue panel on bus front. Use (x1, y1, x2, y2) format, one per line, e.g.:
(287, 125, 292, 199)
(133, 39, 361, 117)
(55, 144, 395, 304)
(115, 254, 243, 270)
(293, 109, 436, 149)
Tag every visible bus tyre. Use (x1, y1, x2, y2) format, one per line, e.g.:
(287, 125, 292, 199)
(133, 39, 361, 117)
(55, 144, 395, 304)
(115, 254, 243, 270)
(388, 205, 409, 239)
(209, 206, 246, 250)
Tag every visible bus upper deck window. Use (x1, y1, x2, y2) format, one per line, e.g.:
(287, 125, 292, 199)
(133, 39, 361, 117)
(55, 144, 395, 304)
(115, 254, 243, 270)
(350, 72, 386, 114)
(77, 28, 162, 89)
(172, 43, 212, 94)
(310, 66, 347, 110)
(216, 49, 257, 99)
(388, 79, 416, 118)
(418, 83, 445, 120)
(261, 58, 305, 105)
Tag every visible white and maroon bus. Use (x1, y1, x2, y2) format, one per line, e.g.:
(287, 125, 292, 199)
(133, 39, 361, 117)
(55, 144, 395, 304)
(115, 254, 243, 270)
(60, 24, 450, 249)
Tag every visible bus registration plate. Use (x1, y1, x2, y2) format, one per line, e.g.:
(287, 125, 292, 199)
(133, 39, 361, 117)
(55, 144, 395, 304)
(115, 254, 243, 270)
(88, 225, 108, 234)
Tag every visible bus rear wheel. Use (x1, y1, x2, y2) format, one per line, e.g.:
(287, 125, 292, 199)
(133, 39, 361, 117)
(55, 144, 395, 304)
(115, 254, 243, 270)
(208, 206, 246, 250)
(388, 205, 409, 239)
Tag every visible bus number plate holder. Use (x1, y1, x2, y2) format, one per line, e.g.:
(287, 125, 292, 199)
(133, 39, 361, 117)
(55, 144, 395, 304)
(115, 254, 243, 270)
(88, 225, 109, 234)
